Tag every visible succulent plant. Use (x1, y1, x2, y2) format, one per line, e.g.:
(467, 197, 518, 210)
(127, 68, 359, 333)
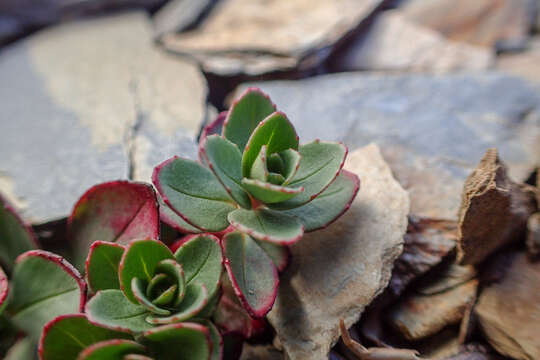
(40, 314, 222, 360)
(154, 88, 360, 316)
(85, 236, 223, 334)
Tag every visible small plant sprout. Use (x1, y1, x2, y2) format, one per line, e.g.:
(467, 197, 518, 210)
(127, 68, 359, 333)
(154, 88, 359, 316)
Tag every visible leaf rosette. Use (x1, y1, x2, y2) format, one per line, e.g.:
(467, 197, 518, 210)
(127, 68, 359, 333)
(152, 88, 360, 317)
(85, 236, 222, 333)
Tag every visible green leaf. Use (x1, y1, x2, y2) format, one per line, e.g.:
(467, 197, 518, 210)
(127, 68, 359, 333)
(69, 181, 159, 270)
(85, 290, 152, 334)
(197, 320, 223, 360)
(78, 340, 146, 360)
(86, 241, 124, 293)
(5, 337, 36, 360)
(241, 112, 299, 177)
(0, 195, 38, 271)
(201, 135, 251, 209)
(223, 88, 275, 152)
(158, 196, 202, 234)
(271, 141, 347, 209)
(222, 232, 278, 318)
(0, 266, 8, 314)
(153, 157, 237, 232)
(228, 209, 304, 245)
(241, 178, 303, 204)
(132, 278, 171, 316)
(7, 251, 86, 342)
(152, 260, 186, 307)
(249, 145, 269, 182)
(145, 283, 208, 325)
(282, 170, 360, 231)
(119, 239, 173, 303)
(254, 240, 290, 273)
(39, 314, 132, 360)
(174, 234, 223, 298)
(140, 323, 211, 360)
(280, 149, 301, 185)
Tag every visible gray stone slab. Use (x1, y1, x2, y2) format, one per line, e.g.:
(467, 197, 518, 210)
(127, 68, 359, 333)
(0, 12, 206, 223)
(237, 72, 540, 219)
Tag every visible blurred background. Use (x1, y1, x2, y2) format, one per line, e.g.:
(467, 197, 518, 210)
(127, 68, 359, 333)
(0, 1, 539, 359)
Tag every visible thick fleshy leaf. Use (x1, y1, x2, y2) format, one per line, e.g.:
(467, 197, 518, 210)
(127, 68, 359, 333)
(249, 145, 269, 181)
(119, 239, 173, 303)
(7, 251, 86, 341)
(158, 196, 201, 234)
(254, 240, 290, 273)
(201, 135, 251, 209)
(223, 88, 275, 152)
(132, 278, 171, 316)
(145, 283, 208, 325)
(86, 241, 125, 293)
(271, 141, 347, 210)
(0, 266, 8, 314)
(241, 112, 299, 177)
(86, 290, 152, 334)
(69, 181, 159, 269)
(5, 337, 36, 360)
(228, 209, 303, 245)
(174, 234, 223, 298)
(140, 323, 211, 360)
(39, 314, 132, 360)
(213, 276, 267, 339)
(78, 339, 146, 360)
(280, 149, 301, 185)
(153, 157, 236, 232)
(222, 232, 278, 318)
(0, 194, 38, 271)
(241, 178, 303, 204)
(283, 170, 360, 231)
(197, 320, 223, 360)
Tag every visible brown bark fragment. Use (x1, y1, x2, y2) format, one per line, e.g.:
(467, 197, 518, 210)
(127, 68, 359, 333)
(475, 252, 540, 360)
(389, 280, 478, 341)
(457, 148, 536, 265)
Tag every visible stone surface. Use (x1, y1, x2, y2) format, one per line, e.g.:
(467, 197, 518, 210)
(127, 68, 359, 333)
(457, 149, 537, 265)
(476, 252, 540, 360)
(237, 72, 540, 220)
(527, 213, 540, 258)
(389, 216, 457, 298)
(0, 0, 164, 45)
(240, 344, 283, 360)
(402, 0, 534, 51)
(161, 0, 384, 75)
(153, 0, 215, 38)
(389, 279, 478, 341)
(335, 11, 494, 73)
(0, 12, 206, 223)
(497, 37, 540, 84)
(267, 144, 410, 360)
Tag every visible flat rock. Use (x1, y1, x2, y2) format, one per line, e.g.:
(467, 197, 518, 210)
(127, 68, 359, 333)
(497, 37, 540, 84)
(388, 278, 478, 341)
(335, 11, 494, 73)
(267, 144, 409, 360)
(402, 0, 534, 52)
(240, 344, 283, 360)
(0, 12, 205, 223)
(0, 0, 164, 46)
(475, 252, 540, 360)
(457, 149, 537, 265)
(237, 72, 540, 220)
(161, 0, 384, 76)
(389, 216, 457, 298)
